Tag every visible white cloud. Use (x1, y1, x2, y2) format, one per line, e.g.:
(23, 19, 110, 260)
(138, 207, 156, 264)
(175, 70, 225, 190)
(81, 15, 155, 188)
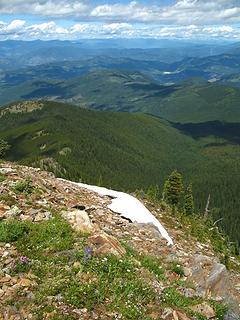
(0, 0, 240, 41)
(90, 0, 240, 24)
(90, 1, 153, 21)
(0, 19, 240, 41)
(0, 0, 88, 17)
(6, 19, 26, 31)
(28, 22, 68, 34)
(0, 0, 240, 25)
(70, 22, 133, 38)
(33, 1, 88, 17)
(0, 21, 7, 28)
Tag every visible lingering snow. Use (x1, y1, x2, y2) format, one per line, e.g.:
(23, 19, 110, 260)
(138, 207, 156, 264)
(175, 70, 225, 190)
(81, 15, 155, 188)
(62, 179, 173, 245)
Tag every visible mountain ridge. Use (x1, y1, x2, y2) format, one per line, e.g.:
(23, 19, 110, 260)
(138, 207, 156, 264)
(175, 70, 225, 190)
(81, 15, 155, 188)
(0, 100, 240, 247)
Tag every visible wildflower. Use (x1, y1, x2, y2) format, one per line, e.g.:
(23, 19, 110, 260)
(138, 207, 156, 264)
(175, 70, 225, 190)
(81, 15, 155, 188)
(19, 256, 29, 264)
(84, 247, 93, 262)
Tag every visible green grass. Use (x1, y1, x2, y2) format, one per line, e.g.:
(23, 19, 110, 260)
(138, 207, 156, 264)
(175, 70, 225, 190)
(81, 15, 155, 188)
(169, 261, 185, 277)
(0, 219, 30, 242)
(15, 215, 74, 260)
(12, 177, 35, 194)
(139, 255, 166, 280)
(161, 287, 200, 308)
(0, 215, 229, 320)
(0, 217, 155, 319)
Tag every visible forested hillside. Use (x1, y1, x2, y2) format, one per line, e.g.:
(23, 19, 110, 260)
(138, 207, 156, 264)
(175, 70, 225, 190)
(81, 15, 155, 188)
(2, 68, 240, 125)
(0, 101, 239, 247)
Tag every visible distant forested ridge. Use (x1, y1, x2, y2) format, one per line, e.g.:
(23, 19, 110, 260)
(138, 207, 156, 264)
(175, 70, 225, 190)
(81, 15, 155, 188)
(0, 100, 239, 247)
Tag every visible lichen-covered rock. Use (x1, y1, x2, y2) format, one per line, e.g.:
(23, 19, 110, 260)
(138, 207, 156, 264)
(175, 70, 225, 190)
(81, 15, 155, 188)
(224, 310, 240, 320)
(190, 255, 230, 298)
(5, 206, 22, 218)
(62, 209, 94, 233)
(161, 308, 192, 320)
(33, 211, 52, 222)
(190, 302, 216, 319)
(88, 231, 126, 257)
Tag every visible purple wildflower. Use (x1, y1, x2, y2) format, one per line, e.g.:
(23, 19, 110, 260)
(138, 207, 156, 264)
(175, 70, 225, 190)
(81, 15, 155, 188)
(84, 247, 93, 262)
(19, 256, 29, 264)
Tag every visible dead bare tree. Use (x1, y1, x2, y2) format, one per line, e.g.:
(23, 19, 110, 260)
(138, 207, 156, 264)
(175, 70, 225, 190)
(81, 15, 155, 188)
(204, 194, 211, 218)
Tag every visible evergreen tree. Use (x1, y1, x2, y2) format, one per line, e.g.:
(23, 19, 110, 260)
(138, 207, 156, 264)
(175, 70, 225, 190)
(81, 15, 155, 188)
(162, 170, 184, 207)
(146, 184, 160, 202)
(0, 139, 9, 158)
(184, 184, 194, 215)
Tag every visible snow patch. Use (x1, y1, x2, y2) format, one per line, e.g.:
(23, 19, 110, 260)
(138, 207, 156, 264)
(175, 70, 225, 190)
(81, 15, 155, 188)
(62, 180, 173, 245)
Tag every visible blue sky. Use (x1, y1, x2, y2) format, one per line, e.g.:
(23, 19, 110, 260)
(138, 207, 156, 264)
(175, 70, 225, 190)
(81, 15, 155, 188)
(0, 0, 240, 40)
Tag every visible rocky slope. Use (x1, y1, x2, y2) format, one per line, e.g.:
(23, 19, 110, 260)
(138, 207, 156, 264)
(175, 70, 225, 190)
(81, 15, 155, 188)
(0, 162, 239, 320)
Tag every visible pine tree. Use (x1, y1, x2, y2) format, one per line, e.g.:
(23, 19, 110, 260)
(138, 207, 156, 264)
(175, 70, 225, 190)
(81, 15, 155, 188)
(146, 184, 161, 202)
(162, 170, 184, 207)
(0, 139, 9, 158)
(184, 183, 194, 215)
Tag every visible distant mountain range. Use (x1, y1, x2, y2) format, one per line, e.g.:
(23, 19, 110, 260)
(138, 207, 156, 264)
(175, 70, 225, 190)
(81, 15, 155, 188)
(0, 39, 234, 70)
(1, 68, 240, 123)
(1, 40, 240, 108)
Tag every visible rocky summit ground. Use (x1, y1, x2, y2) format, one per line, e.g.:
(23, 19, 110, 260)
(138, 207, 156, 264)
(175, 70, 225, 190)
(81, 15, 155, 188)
(0, 162, 239, 320)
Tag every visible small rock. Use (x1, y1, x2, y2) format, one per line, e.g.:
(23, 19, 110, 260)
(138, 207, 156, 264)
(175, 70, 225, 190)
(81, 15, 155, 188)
(18, 278, 32, 287)
(161, 308, 174, 320)
(0, 168, 15, 174)
(34, 211, 52, 222)
(179, 287, 196, 298)
(183, 267, 191, 277)
(190, 302, 216, 319)
(2, 267, 11, 274)
(62, 209, 93, 233)
(2, 251, 10, 258)
(73, 261, 82, 269)
(176, 311, 192, 320)
(0, 204, 11, 220)
(55, 293, 64, 302)
(80, 308, 88, 314)
(26, 292, 36, 301)
(20, 214, 33, 221)
(5, 206, 22, 218)
(0, 275, 11, 283)
(35, 199, 48, 205)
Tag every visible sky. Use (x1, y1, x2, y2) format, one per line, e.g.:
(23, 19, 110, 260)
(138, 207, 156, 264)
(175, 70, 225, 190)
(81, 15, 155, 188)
(0, 0, 240, 41)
